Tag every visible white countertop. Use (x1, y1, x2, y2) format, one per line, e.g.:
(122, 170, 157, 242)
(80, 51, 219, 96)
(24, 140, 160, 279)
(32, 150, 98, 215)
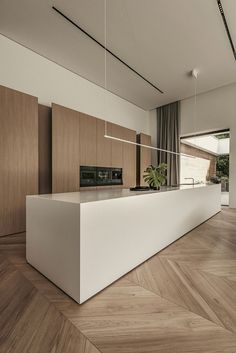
(27, 184, 218, 204)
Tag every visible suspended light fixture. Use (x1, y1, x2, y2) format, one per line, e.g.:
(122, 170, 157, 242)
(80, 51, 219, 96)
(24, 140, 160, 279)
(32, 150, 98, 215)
(191, 67, 199, 147)
(191, 68, 199, 79)
(103, 0, 195, 159)
(104, 134, 193, 157)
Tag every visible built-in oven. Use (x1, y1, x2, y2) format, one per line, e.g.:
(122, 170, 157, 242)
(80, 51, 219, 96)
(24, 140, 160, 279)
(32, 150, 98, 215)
(80, 166, 97, 187)
(80, 166, 123, 187)
(96, 168, 110, 185)
(111, 168, 123, 184)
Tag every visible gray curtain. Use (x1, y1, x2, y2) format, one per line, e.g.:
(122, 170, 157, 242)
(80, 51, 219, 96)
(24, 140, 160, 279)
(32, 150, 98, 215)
(156, 101, 180, 186)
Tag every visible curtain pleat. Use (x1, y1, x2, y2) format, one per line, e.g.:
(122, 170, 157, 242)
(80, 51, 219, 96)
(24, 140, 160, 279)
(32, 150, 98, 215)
(156, 101, 180, 186)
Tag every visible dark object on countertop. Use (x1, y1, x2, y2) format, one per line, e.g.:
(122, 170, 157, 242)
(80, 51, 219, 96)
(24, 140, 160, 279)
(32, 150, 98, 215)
(130, 186, 150, 191)
(210, 177, 221, 184)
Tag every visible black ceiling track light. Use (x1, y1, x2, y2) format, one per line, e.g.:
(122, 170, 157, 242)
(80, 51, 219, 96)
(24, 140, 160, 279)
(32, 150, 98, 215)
(217, 0, 236, 60)
(52, 6, 164, 94)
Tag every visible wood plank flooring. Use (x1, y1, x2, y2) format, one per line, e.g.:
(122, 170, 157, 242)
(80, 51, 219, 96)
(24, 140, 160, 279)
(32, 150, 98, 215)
(0, 208, 236, 352)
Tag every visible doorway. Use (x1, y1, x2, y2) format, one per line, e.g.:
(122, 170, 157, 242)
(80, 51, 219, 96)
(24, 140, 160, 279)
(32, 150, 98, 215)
(180, 130, 230, 206)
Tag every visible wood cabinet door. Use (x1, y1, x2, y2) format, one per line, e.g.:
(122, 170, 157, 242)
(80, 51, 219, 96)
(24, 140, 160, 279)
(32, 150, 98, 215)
(139, 133, 151, 186)
(79, 113, 97, 167)
(52, 103, 80, 193)
(96, 119, 112, 167)
(110, 123, 123, 168)
(123, 128, 136, 188)
(0, 85, 38, 236)
(38, 104, 52, 194)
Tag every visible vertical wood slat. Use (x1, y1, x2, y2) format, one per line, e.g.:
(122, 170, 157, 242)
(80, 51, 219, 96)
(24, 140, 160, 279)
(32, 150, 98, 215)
(78, 113, 97, 191)
(79, 113, 97, 166)
(96, 119, 112, 168)
(123, 128, 136, 188)
(95, 120, 114, 190)
(138, 133, 152, 186)
(52, 103, 80, 193)
(111, 123, 123, 169)
(38, 104, 52, 194)
(0, 85, 38, 236)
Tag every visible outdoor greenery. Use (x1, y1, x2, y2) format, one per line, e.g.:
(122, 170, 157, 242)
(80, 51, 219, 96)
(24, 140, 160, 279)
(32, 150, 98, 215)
(216, 155, 229, 178)
(214, 133, 230, 139)
(143, 164, 167, 189)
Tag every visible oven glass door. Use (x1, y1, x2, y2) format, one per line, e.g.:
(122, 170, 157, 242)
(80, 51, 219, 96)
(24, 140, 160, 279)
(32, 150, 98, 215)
(81, 171, 96, 180)
(80, 167, 97, 186)
(97, 170, 110, 180)
(112, 169, 122, 182)
(96, 169, 111, 184)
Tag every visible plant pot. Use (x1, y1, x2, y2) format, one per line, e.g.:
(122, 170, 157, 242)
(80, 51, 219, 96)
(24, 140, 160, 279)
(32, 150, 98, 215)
(150, 186, 160, 190)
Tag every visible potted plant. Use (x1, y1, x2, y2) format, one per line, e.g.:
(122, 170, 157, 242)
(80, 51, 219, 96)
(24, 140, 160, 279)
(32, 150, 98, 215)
(210, 176, 221, 184)
(143, 163, 167, 190)
(221, 176, 229, 192)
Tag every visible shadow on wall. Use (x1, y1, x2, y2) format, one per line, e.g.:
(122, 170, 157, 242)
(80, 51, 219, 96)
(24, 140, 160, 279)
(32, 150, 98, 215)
(180, 143, 216, 183)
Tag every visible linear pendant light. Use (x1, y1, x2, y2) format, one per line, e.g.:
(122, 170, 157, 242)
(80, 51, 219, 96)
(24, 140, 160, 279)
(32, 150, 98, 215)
(104, 133, 195, 159)
(104, 117, 196, 158)
(102, 0, 195, 159)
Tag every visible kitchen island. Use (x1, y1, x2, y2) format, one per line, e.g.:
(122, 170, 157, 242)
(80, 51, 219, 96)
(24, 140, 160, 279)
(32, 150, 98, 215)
(26, 184, 221, 303)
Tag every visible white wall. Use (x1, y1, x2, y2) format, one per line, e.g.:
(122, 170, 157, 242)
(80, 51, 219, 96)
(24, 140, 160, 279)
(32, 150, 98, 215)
(180, 156, 210, 184)
(181, 83, 236, 207)
(218, 138, 230, 155)
(0, 35, 149, 133)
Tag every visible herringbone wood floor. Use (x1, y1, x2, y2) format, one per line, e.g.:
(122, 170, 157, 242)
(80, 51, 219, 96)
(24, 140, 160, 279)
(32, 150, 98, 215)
(1, 208, 236, 352)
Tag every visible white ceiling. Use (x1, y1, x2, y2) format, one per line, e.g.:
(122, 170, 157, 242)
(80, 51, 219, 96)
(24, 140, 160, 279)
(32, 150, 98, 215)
(182, 135, 230, 155)
(0, 0, 236, 110)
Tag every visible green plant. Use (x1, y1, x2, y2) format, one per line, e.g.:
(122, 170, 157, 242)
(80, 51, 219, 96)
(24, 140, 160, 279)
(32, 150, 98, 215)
(143, 164, 167, 189)
(216, 155, 229, 178)
(214, 133, 229, 139)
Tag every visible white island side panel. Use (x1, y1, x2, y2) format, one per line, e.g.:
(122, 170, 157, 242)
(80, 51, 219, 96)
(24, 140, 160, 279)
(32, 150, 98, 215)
(26, 197, 81, 302)
(79, 184, 221, 302)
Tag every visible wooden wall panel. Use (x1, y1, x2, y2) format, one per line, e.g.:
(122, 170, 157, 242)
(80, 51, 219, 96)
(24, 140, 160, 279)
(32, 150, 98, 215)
(110, 123, 123, 168)
(96, 121, 115, 190)
(52, 104, 80, 193)
(79, 113, 97, 166)
(38, 105, 52, 194)
(138, 133, 152, 186)
(96, 119, 112, 167)
(123, 128, 136, 188)
(0, 85, 38, 236)
(52, 103, 137, 192)
(78, 113, 97, 190)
